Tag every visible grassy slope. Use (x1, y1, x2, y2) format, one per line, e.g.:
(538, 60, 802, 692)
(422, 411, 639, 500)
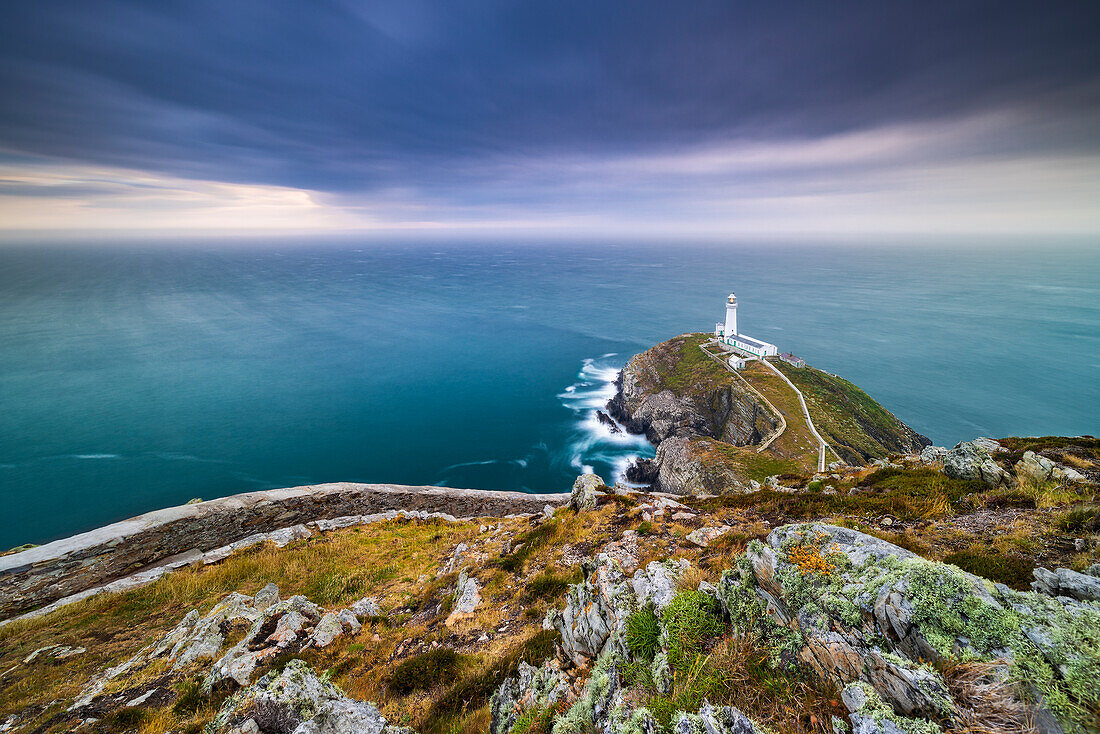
(771, 359, 923, 463)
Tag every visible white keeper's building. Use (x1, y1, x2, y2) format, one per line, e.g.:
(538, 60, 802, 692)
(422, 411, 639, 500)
(714, 292, 779, 358)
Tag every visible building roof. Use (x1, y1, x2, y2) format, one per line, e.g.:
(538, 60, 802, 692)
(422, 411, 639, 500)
(731, 333, 775, 350)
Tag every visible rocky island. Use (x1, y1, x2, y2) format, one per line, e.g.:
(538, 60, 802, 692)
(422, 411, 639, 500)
(1, 336, 1097, 734)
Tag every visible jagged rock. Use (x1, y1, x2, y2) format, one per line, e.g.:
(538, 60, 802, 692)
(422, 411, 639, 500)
(208, 659, 411, 734)
(717, 525, 961, 719)
(841, 683, 934, 734)
(337, 608, 362, 634)
(919, 445, 947, 464)
(440, 542, 468, 576)
(70, 588, 267, 710)
(944, 439, 1007, 486)
(490, 660, 573, 734)
(571, 474, 603, 512)
(1032, 566, 1100, 603)
(207, 595, 323, 689)
(551, 554, 636, 666)
(446, 570, 481, 625)
(1054, 465, 1088, 483)
(673, 701, 764, 734)
(686, 525, 732, 547)
(310, 612, 344, 648)
(350, 596, 381, 619)
(632, 559, 689, 611)
(601, 531, 640, 575)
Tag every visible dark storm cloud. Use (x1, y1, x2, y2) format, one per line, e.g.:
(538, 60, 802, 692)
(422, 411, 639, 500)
(2, 0, 1098, 195)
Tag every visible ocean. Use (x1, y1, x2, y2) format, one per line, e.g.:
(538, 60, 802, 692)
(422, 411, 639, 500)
(1, 240, 1097, 548)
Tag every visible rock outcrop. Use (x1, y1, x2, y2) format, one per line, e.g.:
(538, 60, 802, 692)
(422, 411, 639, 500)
(208, 659, 412, 734)
(943, 439, 1008, 486)
(720, 523, 1100, 734)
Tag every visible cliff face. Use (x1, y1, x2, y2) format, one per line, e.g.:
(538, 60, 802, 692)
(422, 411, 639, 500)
(607, 334, 783, 494)
(609, 333, 930, 495)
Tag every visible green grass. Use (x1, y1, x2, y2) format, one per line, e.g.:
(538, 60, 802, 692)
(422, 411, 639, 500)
(772, 359, 920, 463)
(424, 630, 560, 733)
(652, 334, 730, 396)
(661, 590, 725, 670)
(625, 607, 661, 663)
(496, 519, 562, 573)
(692, 466, 989, 522)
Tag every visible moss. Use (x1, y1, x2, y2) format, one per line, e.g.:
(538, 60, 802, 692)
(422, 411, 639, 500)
(943, 547, 1034, 590)
(625, 606, 661, 663)
(661, 590, 725, 671)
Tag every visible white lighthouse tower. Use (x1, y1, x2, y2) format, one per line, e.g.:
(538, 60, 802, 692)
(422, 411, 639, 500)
(723, 293, 738, 338)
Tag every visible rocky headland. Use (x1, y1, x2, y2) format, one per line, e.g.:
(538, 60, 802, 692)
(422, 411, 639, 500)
(1, 337, 1098, 734)
(609, 334, 929, 495)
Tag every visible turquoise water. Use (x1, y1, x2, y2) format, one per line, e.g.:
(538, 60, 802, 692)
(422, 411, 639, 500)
(1, 241, 1097, 548)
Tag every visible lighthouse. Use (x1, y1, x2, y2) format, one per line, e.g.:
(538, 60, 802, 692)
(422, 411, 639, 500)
(714, 291, 779, 358)
(723, 292, 738, 338)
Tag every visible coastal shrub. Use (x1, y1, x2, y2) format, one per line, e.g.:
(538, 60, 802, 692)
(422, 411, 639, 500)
(661, 590, 725, 671)
(1056, 506, 1100, 533)
(944, 547, 1034, 590)
(390, 649, 465, 695)
(100, 708, 150, 732)
(497, 519, 561, 573)
(635, 520, 654, 536)
(426, 630, 561, 730)
(625, 606, 661, 663)
(526, 569, 581, 602)
(172, 676, 206, 715)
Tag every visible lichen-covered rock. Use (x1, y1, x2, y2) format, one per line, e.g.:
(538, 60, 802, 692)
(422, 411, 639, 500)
(918, 445, 947, 464)
(841, 682, 942, 734)
(350, 595, 381, 619)
(310, 612, 344, 648)
(571, 474, 604, 512)
(944, 440, 1006, 486)
(551, 554, 637, 666)
(490, 660, 574, 734)
(719, 523, 1099, 734)
(1016, 451, 1057, 483)
(672, 700, 764, 734)
(445, 570, 481, 625)
(208, 659, 411, 734)
(207, 595, 323, 689)
(632, 559, 690, 611)
(686, 525, 732, 547)
(1032, 566, 1100, 604)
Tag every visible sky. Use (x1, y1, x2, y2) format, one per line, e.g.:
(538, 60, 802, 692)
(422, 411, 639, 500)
(1, 1, 1099, 240)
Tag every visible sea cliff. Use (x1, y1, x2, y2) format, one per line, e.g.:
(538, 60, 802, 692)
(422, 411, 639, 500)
(1, 339, 1097, 734)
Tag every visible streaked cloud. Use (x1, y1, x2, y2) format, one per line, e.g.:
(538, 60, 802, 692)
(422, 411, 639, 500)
(0, 1, 1097, 239)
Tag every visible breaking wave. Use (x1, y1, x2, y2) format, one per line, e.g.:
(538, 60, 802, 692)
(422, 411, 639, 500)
(557, 356, 654, 485)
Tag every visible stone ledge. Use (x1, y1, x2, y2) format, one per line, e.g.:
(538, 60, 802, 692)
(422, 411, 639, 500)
(0, 482, 567, 620)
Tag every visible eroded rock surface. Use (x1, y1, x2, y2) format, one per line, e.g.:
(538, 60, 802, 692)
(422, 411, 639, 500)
(209, 659, 412, 734)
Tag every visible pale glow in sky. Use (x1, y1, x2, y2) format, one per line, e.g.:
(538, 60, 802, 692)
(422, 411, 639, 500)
(3, 115, 1098, 239)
